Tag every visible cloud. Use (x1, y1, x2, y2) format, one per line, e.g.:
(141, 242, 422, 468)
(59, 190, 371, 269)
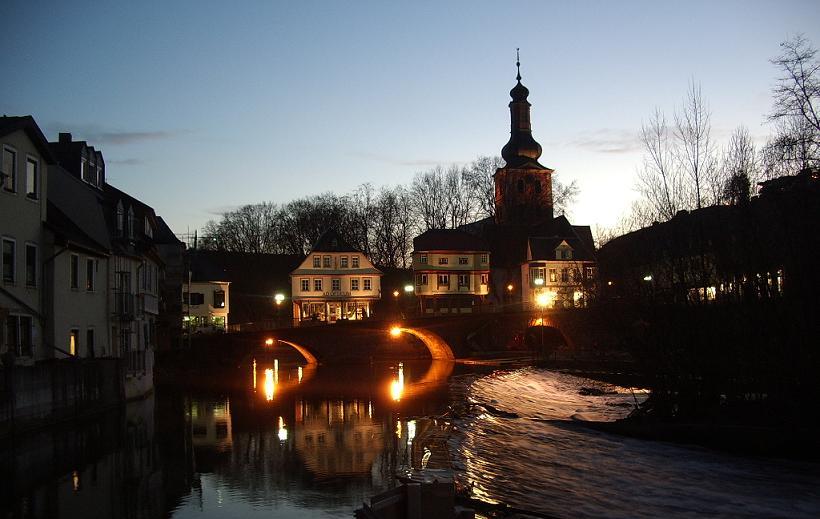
(567, 128, 642, 154)
(205, 204, 241, 216)
(348, 151, 464, 168)
(44, 121, 184, 146)
(107, 158, 144, 166)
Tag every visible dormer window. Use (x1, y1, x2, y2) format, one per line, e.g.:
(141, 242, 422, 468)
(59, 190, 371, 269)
(312, 255, 321, 268)
(127, 206, 135, 238)
(144, 216, 153, 238)
(116, 201, 124, 235)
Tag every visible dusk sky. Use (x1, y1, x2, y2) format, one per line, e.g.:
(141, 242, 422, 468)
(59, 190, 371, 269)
(3, 1, 819, 235)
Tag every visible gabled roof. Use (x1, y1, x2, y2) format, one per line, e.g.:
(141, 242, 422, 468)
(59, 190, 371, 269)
(153, 216, 184, 246)
(46, 202, 109, 256)
(0, 116, 56, 163)
(47, 165, 111, 252)
(528, 236, 595, 261)
(413, 229, 489, 252)
(310, 229, 359, 253)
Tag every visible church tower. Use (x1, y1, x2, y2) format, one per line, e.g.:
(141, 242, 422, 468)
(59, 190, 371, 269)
(494, 51, 554, 225)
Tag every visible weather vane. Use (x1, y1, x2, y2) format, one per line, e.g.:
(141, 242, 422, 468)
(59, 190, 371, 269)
(516, 48, 521, 81)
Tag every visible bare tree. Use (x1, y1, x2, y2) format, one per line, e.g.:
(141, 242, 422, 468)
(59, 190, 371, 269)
(721, 126, 759, 204)
(464, 155, 503, 218)
(636, 108, 685, 222)
(553, 178, 580, 217)
(764, 34, 820, 175)
(410, 167, 449, 230)
(674, 81, 721, 208)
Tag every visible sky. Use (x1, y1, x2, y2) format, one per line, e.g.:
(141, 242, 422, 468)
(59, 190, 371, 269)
(2, 1, 819, 237)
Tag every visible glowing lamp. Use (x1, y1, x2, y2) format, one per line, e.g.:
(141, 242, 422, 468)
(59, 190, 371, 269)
(534, 278, 544, 286)
(389, 326, 402, 337)
(393, 290, 400, 297)
(643, 275, 653, 282)
(403, 284, 413, 293)
(507, 284, 514, 292)
(274, 293, 285, 305)
(265, 338, 274, 346)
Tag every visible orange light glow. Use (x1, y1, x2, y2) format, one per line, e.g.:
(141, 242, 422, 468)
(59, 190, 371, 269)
(393, 290, 400, 297)
(265, 338, 274, 346)
(390, 362, 405, 401)
(264, 368, 274, 401)
(390, 326, 402, 337)
(507, 284, 514, 292)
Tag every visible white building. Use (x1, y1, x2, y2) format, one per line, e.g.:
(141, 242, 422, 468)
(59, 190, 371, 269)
(0, 117, 51, 364)
(290, 230, 382, 323)
(184, 280, 230, 333)
(521, 236, 597, 308)
(412, 229, 491, 314)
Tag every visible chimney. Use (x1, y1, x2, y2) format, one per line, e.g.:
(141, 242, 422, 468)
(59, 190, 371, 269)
(59, 132, 72, 144)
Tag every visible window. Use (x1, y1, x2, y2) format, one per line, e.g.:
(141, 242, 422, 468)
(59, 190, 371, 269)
(144, 216, 153, 238)
(585, 267, 595, 279)
(340, 256, 348, 268)
(25, 244, 37, 287)
(70, 254, 79, 289)
(2, 147, 16, 192)
(438, 257, 449, 265)
(351, 278, 360, 291)
(556, 248, 572, 260)
(480, 274, 488, 285)
(458, 257, 468, 265)
(480, 254, 488, 264)
(7, 315, 34, 356)
(213, 290, 225, 308)
(331, 278, 341, 291)
(127, 207, 135, 238)
(301, 278, 310, 291)
(351, 256, 360, 268)
(2, 239, 15, 284)
(420, 254, 427, 264)
(572, 268, 581, 282)
(322, 255, 331, 268)
(416, 274, 428, 286)
(561, 269, 569, 282)
(437, 274, 449, 287)
(81, 159, 88, 183)
(530, 267, 545, 284)
(363, 278, 371, 291)
(549, 269, 557, 282)
(313, 255, 321, 268)
(189, 292, 205, 305)
(116, 201, 124, 235)
(458, 274, 469, 287)
(69, 328, 79, 356)
(86, 259, 95, 291)
(25, 158, 38, 199)
(86, 329, 95, 357)
(314, 279, 322, 292)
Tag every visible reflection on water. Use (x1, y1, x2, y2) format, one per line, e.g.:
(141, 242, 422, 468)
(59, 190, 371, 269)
(0, 360, 451, 518)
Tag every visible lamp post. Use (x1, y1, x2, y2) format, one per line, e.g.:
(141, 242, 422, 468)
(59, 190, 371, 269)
(535, 291, 549, 356)
(274, 293, 285, 328)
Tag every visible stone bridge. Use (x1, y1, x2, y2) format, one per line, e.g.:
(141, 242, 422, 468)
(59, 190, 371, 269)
(182, 309, 617, 368)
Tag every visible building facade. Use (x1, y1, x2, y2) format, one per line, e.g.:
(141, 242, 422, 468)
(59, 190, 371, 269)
(290, 230, 382, 323)
(412, 229, 490, 314)
(522, 237, 597, 308)
(0, 117, 52, 364)
(184, 280, 230, 333)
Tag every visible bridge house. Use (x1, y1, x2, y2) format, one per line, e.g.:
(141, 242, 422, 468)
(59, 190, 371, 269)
(412, 229, 490, 314)
(290, 230, 382, 323)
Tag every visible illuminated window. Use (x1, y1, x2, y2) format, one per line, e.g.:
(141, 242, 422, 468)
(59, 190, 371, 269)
(332, 278, 341, 291)
(340, 256, 348, 268)
(351, 256, 360, 268)
(458, 274, 469, 287)
(351, 278, 359, 291)
(69, 328, 79, 356)
(2, 147, 16, 192)
(437, 274, 449, 287)
(300, 278, 309, 291)
(322, 255, 331, 268)
(420, 254, 427, 264)
(70, 254, 79, 289)
(585, 267, 595, 279)
(313, 255, 321, 268)
(363, 278, 371, 291)
(480, 274, 488, 285)
(213, 290, 225, 308)
(25, 158, 38, 199)
(438, 257, 448, 265)
(549, 269, 557, 282)
(314, 279, 322, 291)
(480, 254, 488, 264)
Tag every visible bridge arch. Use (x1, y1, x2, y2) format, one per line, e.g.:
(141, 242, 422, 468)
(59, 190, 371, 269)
(390, 326, 455, 361)
(276, 339, 319, 365)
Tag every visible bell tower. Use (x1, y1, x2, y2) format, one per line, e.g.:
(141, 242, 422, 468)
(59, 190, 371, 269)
(494, 50, 554, 225)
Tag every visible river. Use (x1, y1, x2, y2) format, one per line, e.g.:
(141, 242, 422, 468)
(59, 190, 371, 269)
(1, 359, 818, 518)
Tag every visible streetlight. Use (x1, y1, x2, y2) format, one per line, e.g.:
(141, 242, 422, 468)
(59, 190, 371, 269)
(403, 284, 413, 293)
(274, 293, 285, 305)
(393, 290, 400, 298)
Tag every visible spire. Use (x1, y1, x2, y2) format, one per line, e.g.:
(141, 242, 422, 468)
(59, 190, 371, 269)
(516, 48, 521, 81)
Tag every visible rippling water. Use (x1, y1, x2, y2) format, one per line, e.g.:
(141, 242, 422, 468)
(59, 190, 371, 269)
(451, 368, 820, 518)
